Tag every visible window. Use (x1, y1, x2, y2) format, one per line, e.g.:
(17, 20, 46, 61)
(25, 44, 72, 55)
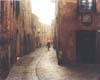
(81, 0, 93, 11)
(77, 0, 96, 26)
(0, 1, 4, 32)
(15, 1, 20, 18)
(78, 0, 96, 13)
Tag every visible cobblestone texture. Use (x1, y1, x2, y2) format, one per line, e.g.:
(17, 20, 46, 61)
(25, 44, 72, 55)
(6, 47, 100, 80)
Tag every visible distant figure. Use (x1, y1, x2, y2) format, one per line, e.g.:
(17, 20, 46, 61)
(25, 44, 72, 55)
(47, 41, 51, 51)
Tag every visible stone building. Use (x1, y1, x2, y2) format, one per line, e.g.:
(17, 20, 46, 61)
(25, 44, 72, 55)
(0, 1, 17, 75)
(55, 0, 100, 64)
(32, 13, 55, 46)
(31, 14, 41, 47)
(0, 0, 35, 76)
(20, 0, 35, 55)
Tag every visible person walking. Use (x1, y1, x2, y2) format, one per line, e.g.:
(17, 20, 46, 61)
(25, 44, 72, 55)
(47, 40, 51, 51)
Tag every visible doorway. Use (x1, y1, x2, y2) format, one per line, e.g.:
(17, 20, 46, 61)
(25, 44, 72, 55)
(76, 30, 96, 64)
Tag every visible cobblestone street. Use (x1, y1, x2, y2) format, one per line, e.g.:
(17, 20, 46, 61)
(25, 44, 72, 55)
(6, 47, 100, 80)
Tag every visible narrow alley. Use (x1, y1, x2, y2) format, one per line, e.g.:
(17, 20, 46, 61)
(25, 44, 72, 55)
(1, 0, 100, 80)
(6, 47, 100, 80)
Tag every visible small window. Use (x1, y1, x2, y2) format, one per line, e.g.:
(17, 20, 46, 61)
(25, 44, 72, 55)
(15, 0, 20, 18)
(78, 0, 96, 13)
(77, 0, 96, 26)
(1, 1, 4, 22)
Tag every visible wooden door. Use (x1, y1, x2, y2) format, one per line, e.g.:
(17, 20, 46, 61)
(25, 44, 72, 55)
(76, 30, 96, 64)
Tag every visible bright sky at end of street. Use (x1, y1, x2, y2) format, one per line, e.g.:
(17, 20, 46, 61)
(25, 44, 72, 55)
(30, 0, 56, 25)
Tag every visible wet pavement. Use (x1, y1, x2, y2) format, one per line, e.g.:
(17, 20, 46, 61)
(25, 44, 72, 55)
(6, 47, 100, 80)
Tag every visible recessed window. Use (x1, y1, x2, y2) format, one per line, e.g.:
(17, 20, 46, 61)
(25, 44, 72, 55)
(77, 0, 96, 26)
(15, 0, 20, 18)
(78, 0, 96, 13)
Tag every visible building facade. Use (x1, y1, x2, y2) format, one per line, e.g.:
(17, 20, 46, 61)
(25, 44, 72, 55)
(55, 0, 100, 64)
(0, 0, 35, 75)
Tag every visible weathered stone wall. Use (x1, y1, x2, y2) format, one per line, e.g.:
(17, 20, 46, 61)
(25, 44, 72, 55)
(22, 0, 36, 54)
(56, 0, 100, 64)
(0, 0, 35, 75)
(96, 0, 100, 13)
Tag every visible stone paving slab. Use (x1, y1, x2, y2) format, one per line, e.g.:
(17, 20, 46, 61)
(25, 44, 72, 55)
(6, 48, 47, 80)
(6, 47, 100, 80)
(37, 48, 100, 80)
